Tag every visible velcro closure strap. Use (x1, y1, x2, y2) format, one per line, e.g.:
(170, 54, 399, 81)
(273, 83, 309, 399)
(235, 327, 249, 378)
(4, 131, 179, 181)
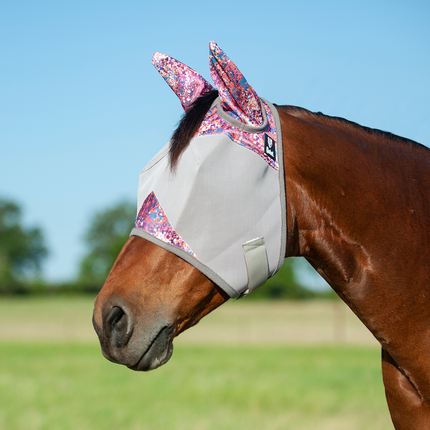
(241, 237, 269, 296)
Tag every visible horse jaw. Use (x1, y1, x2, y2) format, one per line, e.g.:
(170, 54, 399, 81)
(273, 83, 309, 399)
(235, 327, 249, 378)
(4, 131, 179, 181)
(92, 236, 229, 371)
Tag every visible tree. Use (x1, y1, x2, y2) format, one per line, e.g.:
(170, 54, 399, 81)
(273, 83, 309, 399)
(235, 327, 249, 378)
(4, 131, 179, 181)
(0, 199, 47, 290)
(78, 201, 136, 286)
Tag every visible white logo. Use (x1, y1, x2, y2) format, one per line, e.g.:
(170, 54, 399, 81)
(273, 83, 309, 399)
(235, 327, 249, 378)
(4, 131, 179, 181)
(265, 135, 275, 160)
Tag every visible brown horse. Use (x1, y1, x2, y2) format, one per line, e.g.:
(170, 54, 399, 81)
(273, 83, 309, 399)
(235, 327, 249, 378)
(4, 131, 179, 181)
(93, 44, 430, 429)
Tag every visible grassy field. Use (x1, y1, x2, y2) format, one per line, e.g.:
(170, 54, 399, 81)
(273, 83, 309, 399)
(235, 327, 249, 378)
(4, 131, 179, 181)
(0, 297, 393, 429)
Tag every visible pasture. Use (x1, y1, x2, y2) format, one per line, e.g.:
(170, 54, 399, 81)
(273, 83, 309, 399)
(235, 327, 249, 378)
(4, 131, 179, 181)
(0, 297, 392, 429)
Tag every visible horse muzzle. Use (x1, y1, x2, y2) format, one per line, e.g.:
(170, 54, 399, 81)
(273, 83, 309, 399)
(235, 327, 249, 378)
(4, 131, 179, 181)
(92, 298, 175, 371)
(127, 325, 174, 371)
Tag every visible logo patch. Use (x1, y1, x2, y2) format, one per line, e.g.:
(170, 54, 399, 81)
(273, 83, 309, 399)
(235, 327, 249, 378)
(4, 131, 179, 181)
(264, 134, 276, 162)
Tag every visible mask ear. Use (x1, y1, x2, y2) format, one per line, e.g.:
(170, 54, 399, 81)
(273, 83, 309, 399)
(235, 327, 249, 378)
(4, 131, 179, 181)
(209, 41, 264, 127)
(152, 52, 214, 112)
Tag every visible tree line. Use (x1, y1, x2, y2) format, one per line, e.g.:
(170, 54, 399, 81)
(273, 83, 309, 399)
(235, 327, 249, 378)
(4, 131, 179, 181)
(0, 197, 332, 299)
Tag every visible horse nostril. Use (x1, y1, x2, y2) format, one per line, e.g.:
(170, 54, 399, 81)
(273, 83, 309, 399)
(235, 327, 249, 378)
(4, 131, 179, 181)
(109, 307, 125, 328)
(103, 305, 133, 348)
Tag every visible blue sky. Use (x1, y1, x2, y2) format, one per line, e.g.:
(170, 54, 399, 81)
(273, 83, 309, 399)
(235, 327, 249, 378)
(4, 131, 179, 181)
(1, 1, 429, 282)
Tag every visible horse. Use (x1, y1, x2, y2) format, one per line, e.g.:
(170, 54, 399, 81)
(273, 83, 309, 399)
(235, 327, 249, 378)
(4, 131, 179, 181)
(93, 42, 430, 429)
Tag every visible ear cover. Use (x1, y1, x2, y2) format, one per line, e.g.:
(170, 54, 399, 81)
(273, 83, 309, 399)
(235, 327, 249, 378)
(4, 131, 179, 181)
(209, 41, 264, 127)
(152, 52, 214, 112)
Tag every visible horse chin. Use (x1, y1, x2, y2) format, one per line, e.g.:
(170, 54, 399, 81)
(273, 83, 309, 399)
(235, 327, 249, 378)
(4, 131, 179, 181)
(128, 326, 174, 372)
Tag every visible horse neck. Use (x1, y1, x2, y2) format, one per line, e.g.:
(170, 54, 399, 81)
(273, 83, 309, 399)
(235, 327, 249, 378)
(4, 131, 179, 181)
(278, 106, 430, 305)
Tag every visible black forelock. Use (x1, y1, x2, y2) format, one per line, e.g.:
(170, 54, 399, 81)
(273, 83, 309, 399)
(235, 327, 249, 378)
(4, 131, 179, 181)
(169, 90, 219, 169)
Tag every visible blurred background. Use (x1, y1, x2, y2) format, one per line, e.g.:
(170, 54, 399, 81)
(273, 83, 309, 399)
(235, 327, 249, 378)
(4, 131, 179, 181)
(1, 0, 429, 428)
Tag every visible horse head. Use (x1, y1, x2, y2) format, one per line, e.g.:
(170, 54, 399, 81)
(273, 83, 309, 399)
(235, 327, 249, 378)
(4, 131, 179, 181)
(92, 42, 286, 371)
(92, 41, 430, 428)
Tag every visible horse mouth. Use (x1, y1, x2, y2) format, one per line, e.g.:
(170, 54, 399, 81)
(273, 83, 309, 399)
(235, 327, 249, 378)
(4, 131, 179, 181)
(128, 326, 174, 371)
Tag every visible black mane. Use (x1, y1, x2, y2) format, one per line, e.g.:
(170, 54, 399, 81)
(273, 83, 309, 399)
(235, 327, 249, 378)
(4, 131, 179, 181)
(278, 105, 426, 152)
(169, 90, 219, 169)
(170, 95, 427, 170)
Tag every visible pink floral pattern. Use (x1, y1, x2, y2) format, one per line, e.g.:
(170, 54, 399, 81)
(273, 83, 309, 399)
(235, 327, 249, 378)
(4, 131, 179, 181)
(209, 41, 264, 127)
(196, 101, 278, 170)
(134, 192, 197, 258)
(152, 52, 214, 112)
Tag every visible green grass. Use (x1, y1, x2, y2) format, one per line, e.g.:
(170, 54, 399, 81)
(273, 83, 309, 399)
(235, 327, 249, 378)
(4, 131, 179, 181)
(0, 297, 391, 428)
(0, 343, 392, 430)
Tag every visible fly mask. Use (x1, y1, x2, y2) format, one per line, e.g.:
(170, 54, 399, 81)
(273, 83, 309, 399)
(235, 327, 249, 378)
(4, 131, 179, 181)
(130, 42, 286, 299)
